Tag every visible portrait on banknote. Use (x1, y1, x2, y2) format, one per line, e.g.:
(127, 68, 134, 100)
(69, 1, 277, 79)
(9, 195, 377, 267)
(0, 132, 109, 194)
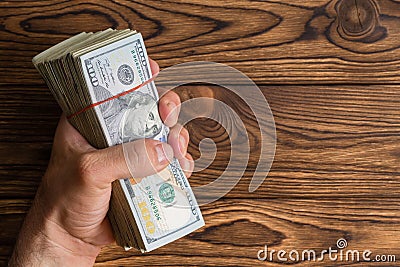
(93, 85, 163, 144)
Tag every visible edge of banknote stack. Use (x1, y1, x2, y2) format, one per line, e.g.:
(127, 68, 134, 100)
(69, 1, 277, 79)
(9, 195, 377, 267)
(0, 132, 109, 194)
(32, 29, 204, 252)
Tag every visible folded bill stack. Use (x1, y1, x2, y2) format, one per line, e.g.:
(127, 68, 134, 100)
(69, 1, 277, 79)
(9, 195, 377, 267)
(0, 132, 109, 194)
(33, 29, 204, 252)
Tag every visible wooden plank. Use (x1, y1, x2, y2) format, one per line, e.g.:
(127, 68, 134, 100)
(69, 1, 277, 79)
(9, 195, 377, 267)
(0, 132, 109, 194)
(1, 198, 399, 266)
(2, 0, 400, 85)
(2, 0, 400, 265)
(1, 84, 400, 199)
(96, 197, 400, 266)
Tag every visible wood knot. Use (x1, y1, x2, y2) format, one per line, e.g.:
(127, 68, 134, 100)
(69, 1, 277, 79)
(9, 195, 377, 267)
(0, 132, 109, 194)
(336, 0, 379, 40)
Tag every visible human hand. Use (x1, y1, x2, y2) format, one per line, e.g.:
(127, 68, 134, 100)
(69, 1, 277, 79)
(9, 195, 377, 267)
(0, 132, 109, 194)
(9, 59, 194, 266)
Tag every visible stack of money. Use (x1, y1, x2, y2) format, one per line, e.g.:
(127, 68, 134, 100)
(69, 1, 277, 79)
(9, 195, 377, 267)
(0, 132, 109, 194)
(32, 29, 204, 252)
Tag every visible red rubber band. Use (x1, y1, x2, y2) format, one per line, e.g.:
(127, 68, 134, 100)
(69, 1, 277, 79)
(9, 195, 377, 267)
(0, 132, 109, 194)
(67, 72, 159, 120)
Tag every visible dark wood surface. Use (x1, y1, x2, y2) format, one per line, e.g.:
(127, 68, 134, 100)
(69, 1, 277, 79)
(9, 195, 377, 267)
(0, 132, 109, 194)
(1, 0, 400, 266)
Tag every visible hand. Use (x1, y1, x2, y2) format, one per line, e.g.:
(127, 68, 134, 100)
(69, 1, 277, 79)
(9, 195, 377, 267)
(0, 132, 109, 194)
(9, 59, 194, 266)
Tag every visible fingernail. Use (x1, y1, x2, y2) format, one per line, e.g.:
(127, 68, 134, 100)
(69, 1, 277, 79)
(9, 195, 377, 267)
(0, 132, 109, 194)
(167, 101, 176, 110)
(167, 102, 177, 123)
(179, 135, 187, 155)
(155, 143, 174, 164)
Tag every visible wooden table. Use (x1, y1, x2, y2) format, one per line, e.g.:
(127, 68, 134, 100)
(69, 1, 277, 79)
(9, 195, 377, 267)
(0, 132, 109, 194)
(1, 0, 400, 265)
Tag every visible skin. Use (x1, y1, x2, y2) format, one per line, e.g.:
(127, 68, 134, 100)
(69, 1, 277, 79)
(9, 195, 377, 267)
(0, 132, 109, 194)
(9, 59, 194, 266)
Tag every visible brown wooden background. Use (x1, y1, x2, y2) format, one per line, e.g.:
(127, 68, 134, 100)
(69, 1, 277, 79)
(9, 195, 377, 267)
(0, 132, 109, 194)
(1, 0, 400, 266)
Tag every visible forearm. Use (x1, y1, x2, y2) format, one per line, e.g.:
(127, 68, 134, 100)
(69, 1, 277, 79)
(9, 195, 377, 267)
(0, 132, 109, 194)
(9, 187, 100, 267)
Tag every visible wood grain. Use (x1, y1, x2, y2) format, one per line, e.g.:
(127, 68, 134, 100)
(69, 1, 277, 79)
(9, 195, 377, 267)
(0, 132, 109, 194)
(1, 83, 400, 264)
(1, 0, 400, 266)
(1, 84, 400, 199)
(2, 0, 400, 85)
(1, 198, 399, 266)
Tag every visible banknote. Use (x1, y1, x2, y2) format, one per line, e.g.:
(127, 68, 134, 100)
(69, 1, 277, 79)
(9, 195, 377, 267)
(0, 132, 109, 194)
(79, 33, 204, 251)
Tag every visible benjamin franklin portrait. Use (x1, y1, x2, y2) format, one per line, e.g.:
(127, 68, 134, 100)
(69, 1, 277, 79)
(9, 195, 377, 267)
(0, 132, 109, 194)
(94, 85, 163, 145)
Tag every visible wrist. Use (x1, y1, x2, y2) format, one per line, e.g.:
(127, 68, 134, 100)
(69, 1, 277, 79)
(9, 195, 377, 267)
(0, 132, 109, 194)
(39, 215, 101, 266)
(10, 186, 100, 266)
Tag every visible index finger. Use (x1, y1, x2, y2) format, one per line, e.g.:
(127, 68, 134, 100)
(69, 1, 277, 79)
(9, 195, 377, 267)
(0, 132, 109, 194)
(149, 57, 181, 127)
(159, 91, 181, 127)
(149, 58, 159, 76)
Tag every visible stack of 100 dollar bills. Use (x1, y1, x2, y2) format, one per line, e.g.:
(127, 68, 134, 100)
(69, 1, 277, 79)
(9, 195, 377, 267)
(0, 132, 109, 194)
(33, 29, 204, 252)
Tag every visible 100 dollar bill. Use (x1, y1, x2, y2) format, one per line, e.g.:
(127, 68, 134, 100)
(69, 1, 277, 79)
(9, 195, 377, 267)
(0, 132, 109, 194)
(79, 33, 204, 251)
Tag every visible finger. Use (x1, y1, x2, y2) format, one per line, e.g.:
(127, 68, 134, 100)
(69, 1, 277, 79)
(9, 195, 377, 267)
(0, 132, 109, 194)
(159, 91, 181, 127)
(167, 124, 189, 159)
(149, 58, 159, 76)
(85, 139, 174, 186)
(179, 153, 194, 178)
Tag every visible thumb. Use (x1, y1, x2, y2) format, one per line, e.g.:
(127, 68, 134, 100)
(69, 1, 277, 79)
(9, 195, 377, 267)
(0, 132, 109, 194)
(88, 139, 174, 186)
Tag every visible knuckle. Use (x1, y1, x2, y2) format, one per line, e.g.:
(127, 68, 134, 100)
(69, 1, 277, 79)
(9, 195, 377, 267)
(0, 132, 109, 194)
(125, 139, 160, 177)
(140, 140, 154, 166)
(77, 152, 100, 180)
(126, 139, 152, 176)
(128, 140, 158, 177)
(125, 142, 142, 171)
